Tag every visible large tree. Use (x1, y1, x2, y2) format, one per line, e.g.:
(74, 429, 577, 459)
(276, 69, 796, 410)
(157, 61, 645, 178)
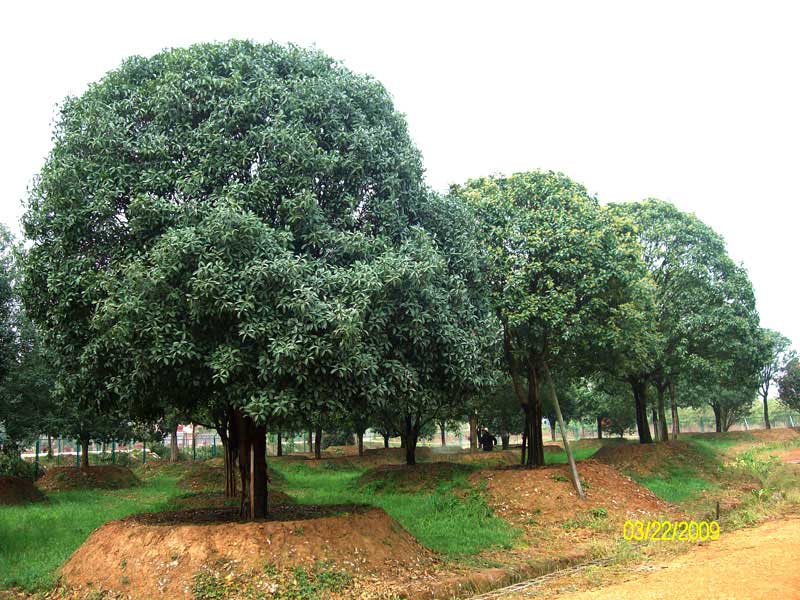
(21, 41, 428, 518)
(452, 172, 642, 467)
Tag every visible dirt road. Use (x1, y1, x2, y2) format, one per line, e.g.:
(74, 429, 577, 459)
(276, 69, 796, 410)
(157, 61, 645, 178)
(524, 518, 800, 600)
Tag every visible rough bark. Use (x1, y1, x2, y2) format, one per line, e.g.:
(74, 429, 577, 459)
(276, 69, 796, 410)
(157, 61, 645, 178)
(80, 431, 90, 470)
(500, 432, 510, 450)
(314, 426, 322, 459)
(403, 414, 419, 466)
(549, 419, 557, 442)
(383, 433, 389, 449)
(652, 408, 660, 441)
(170, 426, 179, 463)
(276, 431, 283, 457)
(597, 415, 603, 439)
(524, 362, 545, 467)
(712, 403, 723, 433)
(669, 380, 680, 438)
(440, 422, 446, 447)
(632, 380, 653, 444)
(468, 413, 478, 452)
(357, 430, 364, 457)
(236, 410, 267, 519)
(656, 384, 669, 441)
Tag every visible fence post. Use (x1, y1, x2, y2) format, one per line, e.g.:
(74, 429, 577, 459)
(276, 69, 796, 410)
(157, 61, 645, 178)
(35, 439, 40, 478)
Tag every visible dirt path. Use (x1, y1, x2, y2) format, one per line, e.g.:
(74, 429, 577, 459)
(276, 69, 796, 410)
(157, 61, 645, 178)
(512, 518, 800, 600)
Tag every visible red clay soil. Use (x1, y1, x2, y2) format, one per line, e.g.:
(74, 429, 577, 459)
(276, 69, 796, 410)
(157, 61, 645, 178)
(0, 476, 45, 505)
(60, 506, 437, 598)
(36, 465, 139, 492)
(782, 447, 800, 464)
(478, 460, 679, 528)
(529, 517, 800, 600)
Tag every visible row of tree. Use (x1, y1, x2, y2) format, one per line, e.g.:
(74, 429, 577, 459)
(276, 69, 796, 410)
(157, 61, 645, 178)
(1, 41, 796, 518)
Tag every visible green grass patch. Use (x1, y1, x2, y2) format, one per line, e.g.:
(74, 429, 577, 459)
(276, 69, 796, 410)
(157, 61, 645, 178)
(272, 461, 518, 556)
(543, 445, 600, 464)
(635, 472, 716, 503)
(0, 473, 181, 591)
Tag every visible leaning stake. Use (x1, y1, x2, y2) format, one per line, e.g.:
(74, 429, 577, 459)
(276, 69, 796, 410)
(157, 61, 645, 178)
(543, 363, 585, 499)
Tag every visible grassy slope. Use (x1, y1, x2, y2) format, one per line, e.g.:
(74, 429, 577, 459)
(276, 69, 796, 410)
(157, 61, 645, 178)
(0, 473, 181, 591)
(271, 460, 518, 557)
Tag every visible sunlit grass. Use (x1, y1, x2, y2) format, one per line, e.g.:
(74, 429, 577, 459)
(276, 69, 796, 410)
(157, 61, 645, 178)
(0, 474, 181, 591)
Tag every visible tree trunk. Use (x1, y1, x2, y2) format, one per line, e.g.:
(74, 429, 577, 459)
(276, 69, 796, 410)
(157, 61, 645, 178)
(400, 433, 406, 448)
(524, 362, 545, 467)
(235, 410, 267, 519)
(597, 415, 603, 439)
(469, 413, 478, 452)
(669, 380, 680, 439)
(549, 419, 557, 442)
(314, 426, 322, 459)
(520, 420, 527, 466)
(543, 364, 584, 499)
(712, 403, 723, 433)
(762, 392, 771, 429)
(357, 431, 364, 457)
(47, 434, 53, 459)
(501, 432, 510, 450)
(403, 414, 419, 466)
(440, 422, 446, 447)
(383, 433, 389, 449)
(307, 429, 313, 453)
(276, 432, 283, 457)
(652, 408, 660, 441)
(170, 426, 179, 463)
(632, 380, 653, 444)
(80, 431, 90, 470)
(656, 384, 669, 441)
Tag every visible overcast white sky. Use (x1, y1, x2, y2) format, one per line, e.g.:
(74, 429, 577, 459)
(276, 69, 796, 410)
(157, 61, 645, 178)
(1, 0, 798, 349)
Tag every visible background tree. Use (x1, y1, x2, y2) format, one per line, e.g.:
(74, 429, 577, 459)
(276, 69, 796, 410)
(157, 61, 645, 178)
(609, 199, 761, 440)
(778, 358, 800, 413)
(453, 172, 643, 466)
(755, 328, 795, 429)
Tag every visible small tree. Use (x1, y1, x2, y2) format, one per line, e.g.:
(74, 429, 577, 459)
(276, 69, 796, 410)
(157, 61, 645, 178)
(778, 358, 800, 414)
(756, 329, 794, 429)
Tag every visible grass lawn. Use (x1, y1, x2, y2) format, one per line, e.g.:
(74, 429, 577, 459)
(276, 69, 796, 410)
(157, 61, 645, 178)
(0, 473, 181, 591)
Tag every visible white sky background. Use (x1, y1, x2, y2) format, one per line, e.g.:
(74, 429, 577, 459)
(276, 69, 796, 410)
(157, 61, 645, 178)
(1, 0, 798, 349)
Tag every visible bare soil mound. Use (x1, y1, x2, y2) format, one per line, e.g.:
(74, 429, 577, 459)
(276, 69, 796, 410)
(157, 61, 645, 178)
(593, 441, 711, 476)
(36, 465, 139, 492)
(61, 506, 436, 598)
(477, 460, 680, 528)
(358, 462, 474, 492)
(0, 476, 45, 505)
